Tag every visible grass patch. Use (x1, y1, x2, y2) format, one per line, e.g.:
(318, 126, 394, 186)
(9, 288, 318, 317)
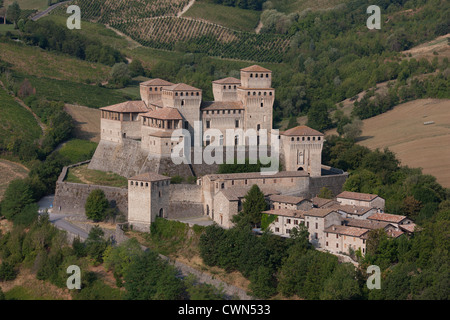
(0, 40, 110, 83)
(0, 24, 15, 34)
(0, 159, 29, 201)
(58, 139, 98, 163)
(4, 0, 48, 10)
(0, 87, 42, 148)
(11, 73, 128, 108)
(65, 164, 128, 187)
(183, 1, 261, 32)
(4, 286, 57, 300)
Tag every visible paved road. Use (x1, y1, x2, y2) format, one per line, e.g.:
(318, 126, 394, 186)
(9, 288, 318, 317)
(38, 195, 89, 240)
(31, 1, 71, 21)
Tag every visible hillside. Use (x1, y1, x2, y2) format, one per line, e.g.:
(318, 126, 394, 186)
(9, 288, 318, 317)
(326, 98, 450, 188)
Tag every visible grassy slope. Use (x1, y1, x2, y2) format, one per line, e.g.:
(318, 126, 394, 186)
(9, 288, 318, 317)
(0, 159, 29, 201)
(271, 0, 348, 13)
(4, 0, 48, 10)
(182, 1, 261, 32)
(0, 86, 42, 146)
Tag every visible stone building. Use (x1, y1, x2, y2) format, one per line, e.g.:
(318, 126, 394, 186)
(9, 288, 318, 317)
(336, 191, 385, 211)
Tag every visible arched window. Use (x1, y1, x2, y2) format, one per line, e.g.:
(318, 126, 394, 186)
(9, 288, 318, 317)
(250, 73, 253, 78)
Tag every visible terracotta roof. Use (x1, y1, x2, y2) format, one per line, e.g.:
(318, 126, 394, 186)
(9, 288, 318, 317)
(337, 191, 379, 202)
(212, 77, 241, 84)
(324, 225, 369, 238)
(312, 197, 335, 208)
(268, 194, 307, 205)
(367, 213, 408, 224)
(262, 209, 305, 218)
(206, 170, 309, 181)
(220, 186, 279, 201)
(146, 130, 182, 138)
(303, 207, 338, 218)
(201, 101, 244, 111)
(150, 100, 164, 109)
(344, 218, 390, 230)
(386, 229, 404, 238)
(140, 78, 174, 86)
(141, 107, 183, 120)
(164, 83, 201, 91)
(399, 223, 418, 233)
(129, 172, 171, 182)
(281, 125, 324, 137)
(331, 204, 374, 216)
(100, 101, 148, 113)
(241, 65, 272, 73)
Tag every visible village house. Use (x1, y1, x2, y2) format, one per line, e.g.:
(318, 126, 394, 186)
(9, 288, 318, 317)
(336, 191, 385, 211)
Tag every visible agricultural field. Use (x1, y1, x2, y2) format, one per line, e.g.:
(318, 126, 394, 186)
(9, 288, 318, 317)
(64, 104, 101, 142)
(0, 41, 110, 83)
(52, 0, 191, 24)
(4, 0, 48, 10)
(270, 0, 347, 13)
(0, 159, 29, 201)
(112, 16, 290, 62)
(0, 87, 42, 149)
(182, 1, 261, 32)
(326, 98, 450, 188)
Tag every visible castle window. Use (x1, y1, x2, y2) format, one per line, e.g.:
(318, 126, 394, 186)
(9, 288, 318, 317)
(234, 85, 236, 89)
(291, 137, 294, 141)
(206, 120, 211, 129)
(318, 137, 321, 140)
(266, 74, 269, 78)
(247, 92, 250, 96)
(264, 92, 267, 96)
(313, 137, 316, 141)
(231, 180, 234, 185)
(245, 179, 248, 185)
(196, 92, 199, 96)
(221, 183, 225, 189)
(180, 92, 183, 96)
(235, 120, 239, 128)
(175, 92, 178, 96)
(297, 137, 300, 141)
(155, 87, 158, 91)
(181, 100, 185, 106)
(261, 102, 263, 107)
(191, 92, 194, 96)
(140, 182, 143, 187)
(145, 183, 148, 187)
(255, 74, 258, 78)
(253, 92, 256, 96)
(130, 181, 133, 185)
(258, 92, 261, 96)
(302, 137, 305, 141)
(159, 191, 161, 198)
(250, 73, 253, 78)
(307, 137, 310, 141)
(269, 92, 272, 96)
(229, 85, 231, 89)
(149, 87, 153, 91)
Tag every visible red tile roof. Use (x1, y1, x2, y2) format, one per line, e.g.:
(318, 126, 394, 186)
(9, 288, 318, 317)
(268, 194, 307, 205)
(262, 209, 305, 218)
(141, 107, 183, 120)
(281, 125, 324, 136)
(303, 207, 338, 218)
(164, 83, 201, 91)
(100, 101, 148, 113)
(367, 213, 408, 224)
(129, 172, 171, 182)
(212, 77, 241, 84)
(331, 204, 374, 216)
(220, 186, 279, 201)
(337, 191, 379, 202)
(241, 65, 272, 72)
(140, 78, 174, 86)
(324, 225, 369, 238)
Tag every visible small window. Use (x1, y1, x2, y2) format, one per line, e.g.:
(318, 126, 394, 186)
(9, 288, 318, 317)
(250, 73, 253, 78)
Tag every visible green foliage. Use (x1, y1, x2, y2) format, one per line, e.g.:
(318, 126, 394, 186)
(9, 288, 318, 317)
(319, 263, 362, 300)
(232, 184, 267, 229)
(84, 225, 109, 264)
(6, 1, 21, 28)
(260, 213, 276, 231)
(85, 189, 109, 222)
(148, 217, 189, 255)
(184, 274, 226, 300)
(123, 250, 184, 300)
(0, 179, 35, 221)
(317, 187, 333, 199)
(57, 139, 98, 164)
(109, 62, 131, 88)
(0, 261, 17, 281)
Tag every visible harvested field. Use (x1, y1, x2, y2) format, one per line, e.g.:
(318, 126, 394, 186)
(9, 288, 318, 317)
(64, 104, 101, 142)
(326, 99, 450, 188)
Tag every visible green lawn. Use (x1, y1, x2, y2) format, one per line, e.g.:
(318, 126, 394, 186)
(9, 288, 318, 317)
(0, 87, 42, 148)
(182, 1, 261, 32)
(5, 0, 48, 10)
(0, 24, 15, 34)
(65, 164, 128, 188)
(58, 139, 98, 163)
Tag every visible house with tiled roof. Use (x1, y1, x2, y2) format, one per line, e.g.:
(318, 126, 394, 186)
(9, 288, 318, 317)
(336, 191, 385, 211)
(367, 212, 413, 228)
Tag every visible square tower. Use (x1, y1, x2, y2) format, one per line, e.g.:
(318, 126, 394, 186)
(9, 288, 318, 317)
(139, 78, 174, 108)
(127, 172, 171, 232)
(280, 126, 324, 176)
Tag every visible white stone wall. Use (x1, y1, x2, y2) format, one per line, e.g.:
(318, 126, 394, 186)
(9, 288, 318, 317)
(101, 118, 122, 143)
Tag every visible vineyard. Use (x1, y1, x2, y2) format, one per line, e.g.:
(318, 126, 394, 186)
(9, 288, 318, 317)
(112, 17, 290, 62)
(53, 0, 191, 24)
(52, 0, 292, 62)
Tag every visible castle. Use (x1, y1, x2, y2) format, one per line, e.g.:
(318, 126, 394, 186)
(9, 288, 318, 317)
(52, 65, 418, 256)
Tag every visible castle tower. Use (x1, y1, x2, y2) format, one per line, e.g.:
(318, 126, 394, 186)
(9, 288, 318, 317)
(127, 172, 171, 232)
(161, 83, 202, 144)
(139, 78, 174, 108)
(280, 126, 324, 177)
(99, 101, 149, 143)
(237, 65, 274, 146)
(212, 77, 241, 102)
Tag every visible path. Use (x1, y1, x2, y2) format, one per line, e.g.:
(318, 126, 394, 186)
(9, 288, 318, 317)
(178, 0, 196, 17)
(31, 1, 71, 21)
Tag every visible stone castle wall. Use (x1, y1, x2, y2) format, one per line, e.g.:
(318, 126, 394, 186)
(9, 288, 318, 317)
(53, 161, 128, 216)
(167, 184, 204, 218)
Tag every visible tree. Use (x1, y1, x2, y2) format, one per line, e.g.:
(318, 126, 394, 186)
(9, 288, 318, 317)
(306, 101, 332, 131)
(232, 184, 267, 229)
(85, 225, 109, 265)
(0, 179, 35, 221)
(320, 263, 362, 300)
(342, 118, 363, 141)
(6, 1, 20, 28)
(109, 62, 131, 87)
(85, 189, 109, 222)
(402, 196, 423, 220)
(318, 187, 333, 199)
